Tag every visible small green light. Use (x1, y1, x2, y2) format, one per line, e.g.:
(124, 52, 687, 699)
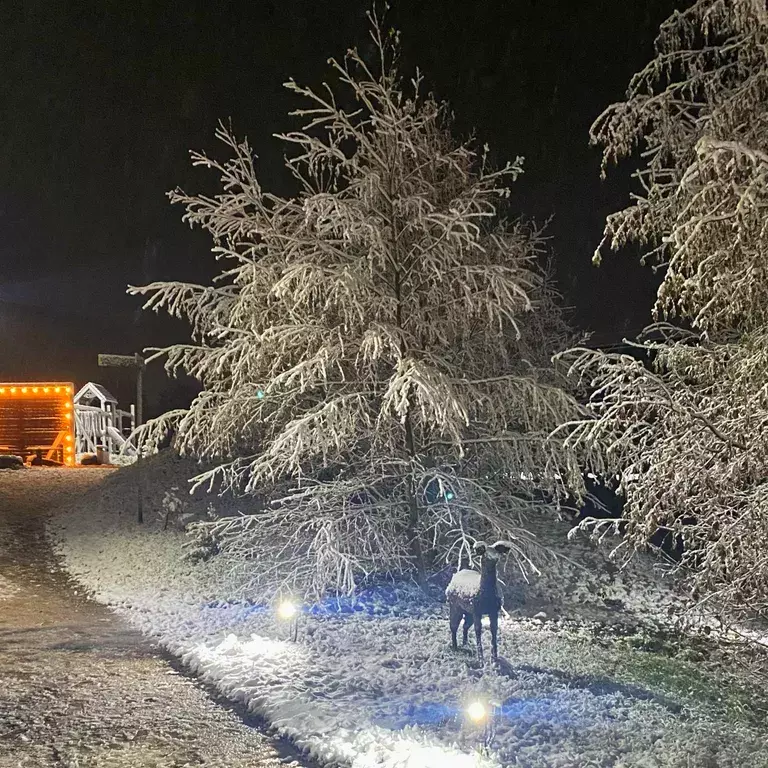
(446, 491, 454, 501)
(256, 390, 265, 400)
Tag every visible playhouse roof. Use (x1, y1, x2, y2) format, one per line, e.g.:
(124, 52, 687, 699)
(74, 382, 118, 405)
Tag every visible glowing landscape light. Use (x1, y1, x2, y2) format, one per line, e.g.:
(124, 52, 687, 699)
(277, 600, 298, 620)
(277, 599, 300, 642)
(466, 700, 488, 724)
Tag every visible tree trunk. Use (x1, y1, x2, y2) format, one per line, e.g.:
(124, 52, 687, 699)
(404, 410, 427, 589)
(390, 171, 426, 590)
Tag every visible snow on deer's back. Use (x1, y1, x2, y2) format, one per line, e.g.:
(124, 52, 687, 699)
(446, 569, 481, 599)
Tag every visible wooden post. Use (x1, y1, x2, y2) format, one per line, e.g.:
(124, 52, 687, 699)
(135, 356, 144, 429)
(135, 356, 144, 524)
(97, 353, 147, 524)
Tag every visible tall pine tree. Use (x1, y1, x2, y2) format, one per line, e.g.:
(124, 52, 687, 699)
(133, 13, 590, 600)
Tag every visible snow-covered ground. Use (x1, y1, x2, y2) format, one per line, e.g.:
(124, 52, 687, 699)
(48, 455, 768, 767)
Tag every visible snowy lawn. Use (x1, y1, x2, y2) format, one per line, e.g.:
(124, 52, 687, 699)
(49, 460, 768, 767)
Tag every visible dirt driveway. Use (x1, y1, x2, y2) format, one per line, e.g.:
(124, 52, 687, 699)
(0, 467, 304, 768)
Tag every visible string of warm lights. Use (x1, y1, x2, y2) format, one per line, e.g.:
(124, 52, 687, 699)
(0, 385, 74, 395)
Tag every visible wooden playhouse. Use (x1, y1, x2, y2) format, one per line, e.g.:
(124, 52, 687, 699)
(0, 382, 76, 465)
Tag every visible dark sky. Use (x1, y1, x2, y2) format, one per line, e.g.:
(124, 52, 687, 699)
(0, 0, 686, 411)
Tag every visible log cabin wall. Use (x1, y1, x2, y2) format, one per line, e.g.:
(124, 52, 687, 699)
(0, 383, 76, 465)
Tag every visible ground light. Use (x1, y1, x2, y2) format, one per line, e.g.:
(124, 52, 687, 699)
(464, 697, 498, 753)
(277, 600, 297, 620)
(277, 599, 299, 641)
(466, 700, 488, 724)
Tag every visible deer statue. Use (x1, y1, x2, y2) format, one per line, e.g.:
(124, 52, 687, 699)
(446, 540, 512, 661)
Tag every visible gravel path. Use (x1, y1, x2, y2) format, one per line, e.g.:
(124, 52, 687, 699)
(0, 467, 305, 768)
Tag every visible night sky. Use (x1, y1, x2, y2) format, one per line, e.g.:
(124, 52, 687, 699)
(0, 0, 686, 413)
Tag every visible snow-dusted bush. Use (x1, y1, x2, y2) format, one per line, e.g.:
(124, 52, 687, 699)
(159, 485, 196, 531)
(563, 0, 768, 622)
(131, 13, 596, 601)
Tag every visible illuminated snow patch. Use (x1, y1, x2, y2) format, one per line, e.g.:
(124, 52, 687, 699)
(178, 633, 497, 768)
(189, 632, 295, 666)
(317, 726, 498, 768)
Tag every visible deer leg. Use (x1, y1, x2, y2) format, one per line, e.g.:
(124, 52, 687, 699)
(449, 603, 462, 650)
(489, 611, 499, 662)
(462, 612, 473, 646)
(474, 612, 484, 661)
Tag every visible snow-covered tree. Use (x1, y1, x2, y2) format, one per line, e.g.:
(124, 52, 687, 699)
(132, 13, 590, 601)
(563, 0, 768, 621)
